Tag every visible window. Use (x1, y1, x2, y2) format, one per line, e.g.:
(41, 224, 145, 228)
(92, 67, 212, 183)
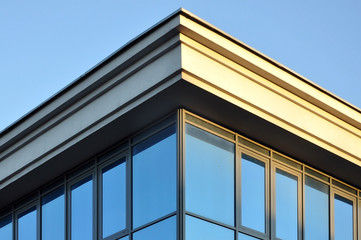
(132, 216, 176, 240)
(305, 176, 329, 240)
(70, 176, 93, 240)
(333, 192, 355, 240)
(1, 110, 361, 240)
(0, 215, 12, 240)
(186, 215, 234, 240)
(185, 124, 235, 226)
(17, 206, 37, 240)
(274, 167, 300, 240)
(241, 154, 266, 234)
(101, 157, 126, 238)
(41, 187, 65, 240)
(132, 124, 176, 228)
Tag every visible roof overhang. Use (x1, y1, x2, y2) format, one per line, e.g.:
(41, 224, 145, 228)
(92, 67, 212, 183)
(1, 9, 361, 209)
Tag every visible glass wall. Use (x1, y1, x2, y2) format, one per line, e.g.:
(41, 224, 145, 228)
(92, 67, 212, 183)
(1, 110, 361, 240)
(185, 124, 235, 226)
(71, 176, 93, 240)
(41, 187, 65, 240)
(17, 207, 37, 240)
(186, 215, 234, 240)
(274, 168, 299, 240)
(101, 158, 126, 238)
(241, 154, 266, 233)
(0, 215, 12, 240)
(305, 176, 329, 240)
(132, 125, 176, 229)
(133, 216, 176, 240)
(334, 193, 354, 240)
(183, 111, 359, 240)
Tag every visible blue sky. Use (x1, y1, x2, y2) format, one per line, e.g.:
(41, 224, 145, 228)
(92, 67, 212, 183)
(1, 0, 360, 131)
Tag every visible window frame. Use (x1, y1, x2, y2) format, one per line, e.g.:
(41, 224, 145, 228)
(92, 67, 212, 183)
(330, 188, 357, 240)
(98, 153, 129, 240)
(237, 148, 270, 240)
(271, 162, 302, 240)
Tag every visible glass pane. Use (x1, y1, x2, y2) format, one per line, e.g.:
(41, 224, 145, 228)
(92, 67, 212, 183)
(241, 155, 265, 233)
(238, 232, 259, 240)
(305, 176, 329, 240)
(102, 159, 126, 238)
(0, 215, 12, 240)
(186, 124, 234, 225)
(186, 215, 234, 240)
(275, 169, 298, 240)
(18, 207, 37, 240)
(132, 125, 176, 228)
(42, 187, 65, 240)
(71, 176, 93, 240)
(334, 194, 353, 240)
(120, 236, 129, 240)
(133, 216, 176, 240)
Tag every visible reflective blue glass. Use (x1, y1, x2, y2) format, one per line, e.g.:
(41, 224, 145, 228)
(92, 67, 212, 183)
(334, 194, 353, 240)
(0, 215, 12, 240)
(42, 187, 65, 240)
(305, 176, 329, 240)
(186, 215, 234, 240)
(132, 125, 176, 228)
(185, 124, 234, 225)
(71, 176, 93, 240)
(241, 155, 265, 233)
(276, 169, 298, 240)
(238, 232, 259, 240)
(18, 207, 37, 240)
(102, 159, 126, 238)
(120, 236, 129, 240)
(133, 216, 176, 240)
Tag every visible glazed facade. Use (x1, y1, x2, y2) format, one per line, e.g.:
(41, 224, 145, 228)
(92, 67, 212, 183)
(0, 110, 359, 240)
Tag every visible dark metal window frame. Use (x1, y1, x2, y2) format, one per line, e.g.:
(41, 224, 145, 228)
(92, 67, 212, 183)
(0, 109, 360, 240)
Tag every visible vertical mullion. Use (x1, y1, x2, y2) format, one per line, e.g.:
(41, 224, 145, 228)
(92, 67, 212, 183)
(63, 177, 67, 240)
(297, 169, 302, 240)
(330, 189, 335, 240)
(97, 163, 102, 240)
(302, 167, 305, 240)
(126, 145, 131, 239)
(177, 109, 185, 240)
(270, 162, 276, 240)
(93, 167, 97, 240)
(129, 139, 133, 240)
(37, 192, 40, 240)
(264, 158, 271, 239)
(356, 199, 361, 240)
(235, 146, 241, 239)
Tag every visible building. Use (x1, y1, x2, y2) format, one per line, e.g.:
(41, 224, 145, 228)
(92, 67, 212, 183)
(1, 8, 361, 240)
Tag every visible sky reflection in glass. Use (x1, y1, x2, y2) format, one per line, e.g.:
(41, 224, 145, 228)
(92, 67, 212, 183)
(276, 169, 298, 240)
(334, 194, 353, 240)
(238, 232, 259, 240)
(241, 155, 265, 233)
(186, 124, 234, 226)
(18, 207, 37, 240)
(132, 125, 176, 228)
(186, 215, 234, 240)
(42, 187, 64, 240)
(0, 215, 12, 240)
(305, 176, 329, 240)
(133, 216, 176, 240)
(71, 176, 93, 240)
(102, 159, 126, 238)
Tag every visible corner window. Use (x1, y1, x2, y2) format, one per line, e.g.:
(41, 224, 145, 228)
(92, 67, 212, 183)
(185, 124, 235, 226)
(132, 125, 176, 228)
